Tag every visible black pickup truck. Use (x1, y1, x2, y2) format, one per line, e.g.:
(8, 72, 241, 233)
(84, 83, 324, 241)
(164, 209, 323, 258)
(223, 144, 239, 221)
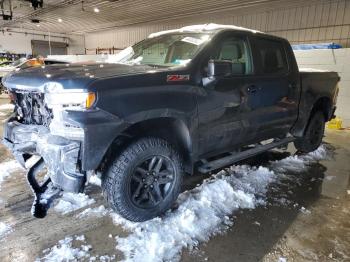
(1, 24, 339, 221)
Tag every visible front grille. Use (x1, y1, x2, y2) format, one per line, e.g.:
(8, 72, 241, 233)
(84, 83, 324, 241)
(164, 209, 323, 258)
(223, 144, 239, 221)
(15, 92, 53, 127)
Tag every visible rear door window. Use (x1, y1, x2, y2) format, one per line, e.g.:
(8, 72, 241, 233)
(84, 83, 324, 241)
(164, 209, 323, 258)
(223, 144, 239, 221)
(254, 38, 289, 75)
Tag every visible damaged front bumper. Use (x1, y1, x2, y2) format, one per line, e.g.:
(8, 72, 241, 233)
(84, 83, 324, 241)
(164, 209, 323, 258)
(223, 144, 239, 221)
(2, 106, 125, 218)
(3, 121, 85, 193)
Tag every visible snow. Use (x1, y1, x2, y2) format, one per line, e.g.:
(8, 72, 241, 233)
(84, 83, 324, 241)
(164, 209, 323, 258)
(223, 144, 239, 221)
(325, 176, 336, 181)
(0, 104, 14, 110)
(34, 145, 328, 262)
(300, 206, 311, 215)
(106, 145, 328, 262)
(299, 68, 331, 73)
(36, 236, 91, 262)
(0, 222, 12, 240)
(106, 46, 134, 64)
(98, 255, 116, 261)
(270, 144, 327, 174)
(278, 257, 287, 262)
(37, 235, 116, 262)
(89, 174, 102, 187)
(54, 193, 95, 215)
(77, 205, 108, 219)
(75, 235, 85, 242)
(148, 23, 260, 38)
(0, 160, 21, 240)
(109, 165, 275, 262)
(0, 160, 23, 190)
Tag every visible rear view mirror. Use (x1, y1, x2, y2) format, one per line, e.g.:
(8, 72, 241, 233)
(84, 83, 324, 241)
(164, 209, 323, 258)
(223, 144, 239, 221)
(207, 59, 232, 78)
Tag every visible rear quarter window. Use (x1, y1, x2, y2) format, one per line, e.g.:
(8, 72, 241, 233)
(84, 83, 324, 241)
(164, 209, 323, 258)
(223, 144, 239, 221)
(254, 37, 289, 75)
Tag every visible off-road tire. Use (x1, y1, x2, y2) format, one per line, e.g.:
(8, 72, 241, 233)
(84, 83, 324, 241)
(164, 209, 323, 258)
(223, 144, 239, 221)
(101, 137, 184, 222)
(294, 111, 325, 153)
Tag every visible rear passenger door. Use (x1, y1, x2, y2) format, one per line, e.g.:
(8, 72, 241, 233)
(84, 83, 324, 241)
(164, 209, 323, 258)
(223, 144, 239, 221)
(247, 36, 300, 141)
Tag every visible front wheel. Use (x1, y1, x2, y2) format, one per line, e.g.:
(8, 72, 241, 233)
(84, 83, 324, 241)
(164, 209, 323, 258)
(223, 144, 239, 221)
(294, 111, 325, 153)
(102, 137, 184, 222)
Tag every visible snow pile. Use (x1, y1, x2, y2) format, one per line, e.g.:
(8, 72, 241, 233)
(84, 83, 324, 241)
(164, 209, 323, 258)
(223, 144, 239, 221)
(270, 144, 327, 174)
(0, 160, 23, 189)
(77, 205, 109, 219)
(0, 222, 12, 240)
(96, 254, 116, 261)
(36, 235, 91, 262)
(110, 165, 275, 262)
(37, 235, 116, 262)
(109, 145, 328, 262)
(89, 174, 102, 187)
(0, 104, 14, 110)
(54, 193, 95, 215)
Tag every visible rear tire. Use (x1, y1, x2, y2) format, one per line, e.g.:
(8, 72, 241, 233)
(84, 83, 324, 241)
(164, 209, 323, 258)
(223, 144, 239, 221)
(101, 137, 183, 222)
(294, 111, 325, 153)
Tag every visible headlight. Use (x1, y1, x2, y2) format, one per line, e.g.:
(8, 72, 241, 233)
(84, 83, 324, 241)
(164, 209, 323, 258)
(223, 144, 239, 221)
(45, 89, 96, 109)
(45, 90, 96, 140)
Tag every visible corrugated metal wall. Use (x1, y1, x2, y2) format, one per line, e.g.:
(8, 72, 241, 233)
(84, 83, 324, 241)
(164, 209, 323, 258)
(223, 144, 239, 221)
(85, 0, 350, 50)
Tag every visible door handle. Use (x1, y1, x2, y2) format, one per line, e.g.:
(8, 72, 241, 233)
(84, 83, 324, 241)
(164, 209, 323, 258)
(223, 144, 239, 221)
(247, 85, 258, 93)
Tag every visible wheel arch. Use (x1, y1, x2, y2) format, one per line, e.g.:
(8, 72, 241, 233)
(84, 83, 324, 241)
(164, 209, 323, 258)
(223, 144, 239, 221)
(103, 117, 194, 174)
(292, 96, 332, 137)
(310, 96, 332, 121)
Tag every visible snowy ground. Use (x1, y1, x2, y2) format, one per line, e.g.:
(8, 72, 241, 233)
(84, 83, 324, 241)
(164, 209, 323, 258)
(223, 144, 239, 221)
(19, 145, 327, 262)
(0, 160, 23, 241)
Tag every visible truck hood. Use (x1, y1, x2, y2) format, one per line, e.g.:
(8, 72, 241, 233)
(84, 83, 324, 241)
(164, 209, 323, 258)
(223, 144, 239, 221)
(2, 63, 166, 92)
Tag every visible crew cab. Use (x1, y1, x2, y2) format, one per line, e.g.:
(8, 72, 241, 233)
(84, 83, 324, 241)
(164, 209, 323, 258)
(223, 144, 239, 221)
(1, 24, 339, 221)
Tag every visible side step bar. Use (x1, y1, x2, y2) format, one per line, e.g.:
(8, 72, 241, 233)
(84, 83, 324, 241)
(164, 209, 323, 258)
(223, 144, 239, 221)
(198, 137, 295, 173)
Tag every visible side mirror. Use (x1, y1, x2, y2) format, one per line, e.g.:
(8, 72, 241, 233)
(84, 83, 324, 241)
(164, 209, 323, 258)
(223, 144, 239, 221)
(207, 59, 232, 78)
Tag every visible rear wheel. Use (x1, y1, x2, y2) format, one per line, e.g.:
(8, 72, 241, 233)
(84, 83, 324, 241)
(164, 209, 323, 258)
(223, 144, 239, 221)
(294, 111, 325, 153)
(102, 137, 183, 222)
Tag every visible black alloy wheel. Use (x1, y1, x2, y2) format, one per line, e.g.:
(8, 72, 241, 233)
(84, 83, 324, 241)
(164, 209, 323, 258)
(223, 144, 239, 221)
(130, 155, 176, 209)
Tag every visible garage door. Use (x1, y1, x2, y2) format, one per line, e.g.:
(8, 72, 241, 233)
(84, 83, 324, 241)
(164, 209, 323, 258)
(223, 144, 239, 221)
(31, 40, 68, 57)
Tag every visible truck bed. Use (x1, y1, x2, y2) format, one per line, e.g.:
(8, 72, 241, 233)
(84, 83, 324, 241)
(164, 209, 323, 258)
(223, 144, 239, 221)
(292, 69, 339, 137)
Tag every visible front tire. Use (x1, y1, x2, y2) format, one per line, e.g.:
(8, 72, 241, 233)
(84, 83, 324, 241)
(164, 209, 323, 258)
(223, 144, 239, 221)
(102, 137, 183, 222)
(294, 111, 325, 153)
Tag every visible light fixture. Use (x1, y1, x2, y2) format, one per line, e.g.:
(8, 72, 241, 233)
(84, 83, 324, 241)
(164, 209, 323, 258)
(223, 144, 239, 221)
(58, 18, 63, 22)
(36, 24, 40, 27)
(93, 7, 100, 13)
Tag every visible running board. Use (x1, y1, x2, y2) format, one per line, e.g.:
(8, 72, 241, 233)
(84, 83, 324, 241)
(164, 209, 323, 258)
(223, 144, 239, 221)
(197, 137, 295, 173)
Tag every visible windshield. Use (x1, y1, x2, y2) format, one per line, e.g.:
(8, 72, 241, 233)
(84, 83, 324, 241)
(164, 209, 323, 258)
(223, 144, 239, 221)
(112, 33, 212, 67)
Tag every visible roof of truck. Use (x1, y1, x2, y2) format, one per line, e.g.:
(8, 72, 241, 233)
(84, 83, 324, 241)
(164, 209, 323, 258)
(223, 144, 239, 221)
(148, 23, 262, 38)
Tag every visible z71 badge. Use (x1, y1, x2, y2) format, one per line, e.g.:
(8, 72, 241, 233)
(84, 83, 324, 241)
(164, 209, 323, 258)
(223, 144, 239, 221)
(166, 75, 190, 82)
